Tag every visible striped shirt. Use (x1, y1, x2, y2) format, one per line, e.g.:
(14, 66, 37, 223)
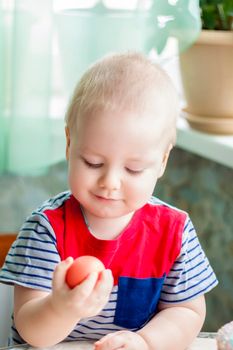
(0, 191, 218, 344)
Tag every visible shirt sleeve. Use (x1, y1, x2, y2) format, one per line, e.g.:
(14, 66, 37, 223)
(0, 211, 60, 291)
(160, 215, 218, 303)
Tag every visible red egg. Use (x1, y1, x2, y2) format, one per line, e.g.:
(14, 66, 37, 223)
(66, 255, 105, 288)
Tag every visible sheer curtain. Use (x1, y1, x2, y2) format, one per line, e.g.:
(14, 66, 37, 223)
(0, 0, 201, 176)
(0, 0, 62, 175)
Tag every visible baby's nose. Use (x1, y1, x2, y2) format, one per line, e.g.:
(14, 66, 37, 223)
(99, 169, 121, 191)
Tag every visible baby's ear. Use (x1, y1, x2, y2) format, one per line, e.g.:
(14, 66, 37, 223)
(158, 143, 173, 178)
(65, 127, 70, 160)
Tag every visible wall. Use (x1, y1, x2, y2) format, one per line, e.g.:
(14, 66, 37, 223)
(156, 147, 233, 331)
(0, 147, 232, 332)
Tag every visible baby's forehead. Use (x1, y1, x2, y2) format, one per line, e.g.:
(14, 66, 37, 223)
(76, 106, 171, 146)
(75, 115, 167, 155)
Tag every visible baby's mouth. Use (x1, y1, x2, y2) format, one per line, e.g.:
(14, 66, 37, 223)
(94, 194, 121, 202)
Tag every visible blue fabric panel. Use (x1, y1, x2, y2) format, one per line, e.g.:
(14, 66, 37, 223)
(114, 275, 165, 329)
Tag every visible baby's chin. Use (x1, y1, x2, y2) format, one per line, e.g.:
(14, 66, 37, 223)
(84, 205, 135, 220)
(87, 209, 132, 220)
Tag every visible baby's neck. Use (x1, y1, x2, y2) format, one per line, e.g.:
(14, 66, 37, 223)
(82, 210, 134, 240)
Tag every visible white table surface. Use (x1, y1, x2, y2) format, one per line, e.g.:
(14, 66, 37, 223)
(5, 338, 215, 350)
(188, 337, 217, 350)
(63, 338, 217, 350)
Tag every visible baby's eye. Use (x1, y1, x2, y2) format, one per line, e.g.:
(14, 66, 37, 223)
(125, 167, 143, 175)
(83, 159, 103, 168)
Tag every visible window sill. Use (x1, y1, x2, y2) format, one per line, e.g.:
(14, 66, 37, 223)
(176, 117, 233, 169)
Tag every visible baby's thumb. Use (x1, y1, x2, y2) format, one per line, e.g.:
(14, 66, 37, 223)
(52, 257, 73, 290)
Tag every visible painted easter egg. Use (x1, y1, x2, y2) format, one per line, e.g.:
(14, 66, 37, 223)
(66, 255, 105, 288)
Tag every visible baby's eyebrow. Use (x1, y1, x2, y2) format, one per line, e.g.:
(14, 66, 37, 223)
(126, 159, 145, 165)
(127, 153, 157, 161)
(79, 148, 103, 157)
(126, 158, 156, 166)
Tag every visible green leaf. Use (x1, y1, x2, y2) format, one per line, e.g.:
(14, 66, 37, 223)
(200, 0, 233, 30)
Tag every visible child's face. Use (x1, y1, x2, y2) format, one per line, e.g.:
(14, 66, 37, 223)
(66, 109, 170, 221)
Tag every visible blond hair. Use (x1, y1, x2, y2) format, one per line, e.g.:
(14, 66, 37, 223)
(65, 52, 179, 145)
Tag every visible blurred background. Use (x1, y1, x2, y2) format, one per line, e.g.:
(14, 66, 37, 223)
(0, 0, 232, 343)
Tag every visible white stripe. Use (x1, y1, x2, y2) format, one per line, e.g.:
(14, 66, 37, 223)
(161, 216, 218, 302)
(68, 286, 127, 341)
(0, 195, 65, 291)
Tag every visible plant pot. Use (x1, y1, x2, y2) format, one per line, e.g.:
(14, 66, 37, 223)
(179, 30, 233, 134)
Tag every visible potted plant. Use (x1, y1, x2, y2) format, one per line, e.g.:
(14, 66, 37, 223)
(179, 0, 233, 134)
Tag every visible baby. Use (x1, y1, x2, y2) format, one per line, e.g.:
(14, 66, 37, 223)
(0, 52, 218, 350)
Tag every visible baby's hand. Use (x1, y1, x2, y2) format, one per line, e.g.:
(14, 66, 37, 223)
(50, 257, 113, 320)
(94, 330, 149, 350)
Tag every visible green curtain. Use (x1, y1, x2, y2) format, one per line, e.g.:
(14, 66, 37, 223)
(0, 0, 201, 176)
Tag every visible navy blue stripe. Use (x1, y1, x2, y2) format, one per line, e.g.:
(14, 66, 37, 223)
(38, 192, 69, 212)
(12, 337, 22, 344)
(108, 299, 116, 304)
(95, 314, 115, 319)
(172, 246, 202, 269)
(72, 329, 106, 336)
(164, 266, 210, 287)
(21, 227, 48, 234)
(21, 280, 51, 290)
(165, 275, 180, 280)
(24, 221, 56, 241)
(30, 212, 50, 224)
(170, 266, 183, 271)
(12, 245, 58, 255)
(102, 307, 115, 312)
(50, 191, 70, 204)
(5, 261, 54, 272)
(50, 191, 69, 203)
(160, 278, 218, 303)
(183, 260, 205, 275)
(0, 275, 51, 290)
(181, 236, 188, 247)
(17, 235, 55, 244)
(26, 219, 50, 229)
(67, 335, 78, 340)
(1, 268, 52, 281)
(182, 267, 210, 284)
(87, 319, 114, 325)
(185, 251, 202, 265)
(68, 334, 99, 341)
(78, 323, 116, 332)
(8, 253, 59, 264)
(183, 219, 191, 231)
(187, 243, 199, 254)
(188, 235, 197, 244)
(162, 271, 216, 295)
(175, 252, 185, 260)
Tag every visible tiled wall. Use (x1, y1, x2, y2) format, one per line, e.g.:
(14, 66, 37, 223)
(156, 147, 233, 332)
(0, 147, 232, 331)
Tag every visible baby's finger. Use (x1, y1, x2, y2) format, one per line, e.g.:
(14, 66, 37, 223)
(91, 269, 113, 305)
(52, 257, 73, 290)
(95, 332, 125, 350)
(95, 269, 114, 292)
(95, 332, 115, 346)
(71, 271, 99, 298)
